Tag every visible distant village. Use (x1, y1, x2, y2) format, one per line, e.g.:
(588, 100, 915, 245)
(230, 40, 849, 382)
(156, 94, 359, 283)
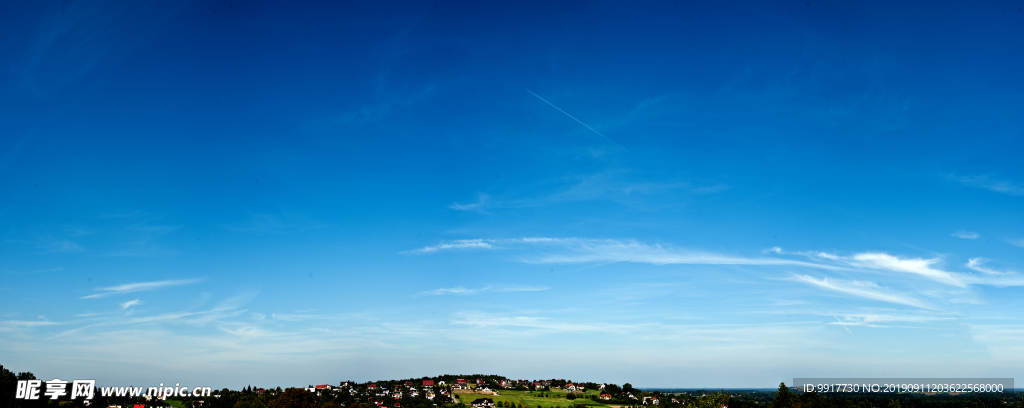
(287, 377, 661, 408)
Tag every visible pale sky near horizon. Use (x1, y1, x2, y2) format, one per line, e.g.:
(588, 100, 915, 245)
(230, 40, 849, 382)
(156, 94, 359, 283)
(2, 0, 1024, 389)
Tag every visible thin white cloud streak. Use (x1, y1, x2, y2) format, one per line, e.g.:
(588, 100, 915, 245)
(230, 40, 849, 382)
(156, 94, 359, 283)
(1009, 239, 1024, 248)
(405, 239, 494, 254)
(82, 278, 203, 299)
(829, 313, 955, 328)
(53, 293, 257, 338)
(833, 315, 853, 334)
(792, 275, 935, 309)
(420, 285, 550, 296)
(420, 286, 490, 295)
(410, 238, 1024, 290)
(0, 320, 59, 332)
(449, 194, 492, 214)
(40, 239, 84, 253)
(961, 274, 1024, 287)
(851, 253, 965, 287)
(451, 315, 637, 333)
(951, 174, 1024, 196)
(271, 313, 331, 321)
(966, 258, 1005, 275)
(447, 172, 720, 214)
(408, 237, 845, 270)
(532, 240, 831, 268)
(120, 299, 141, 309)
(952, 231, 979, 239)
(766, 247, 840, 260)
(781, 247, 1022, 288)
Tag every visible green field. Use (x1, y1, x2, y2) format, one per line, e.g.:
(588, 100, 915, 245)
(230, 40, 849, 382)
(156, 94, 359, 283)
(455, 389, 612, 408)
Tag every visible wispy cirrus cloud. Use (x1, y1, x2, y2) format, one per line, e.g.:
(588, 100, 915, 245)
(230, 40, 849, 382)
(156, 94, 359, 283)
(447, 169, 726, 216)
(419, 285, 549, 296)
(408, 237, 841, 270)
(410, 238, 1024, 291)
(780, 247, 1024, 287)
(851, 252, 965, 287)
(961, 272, 1024, 287)
(952, 231, 979, 239)
(0, 319, 59, 332)
(792, 275, 934, 309)
(950, 174, 1024, 196)
(449, 194, 493, 214)
(271, 313, 330, 321)
(451, 315, 627, 332)
(420, 286, 490, 295)
(829, 313, 954, 328)
(966, 258, 1007, 275)
(521, 238, 789, 266)
(405, 239, 495, 253)
(120, 299, 141, 309)
(82, 278, 203, 299)
(764, 247, 840, 260)
(24, 237, 85, 253)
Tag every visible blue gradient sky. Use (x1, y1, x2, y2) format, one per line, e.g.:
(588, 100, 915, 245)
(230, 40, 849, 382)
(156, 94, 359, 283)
(2, 0, 1024, 388)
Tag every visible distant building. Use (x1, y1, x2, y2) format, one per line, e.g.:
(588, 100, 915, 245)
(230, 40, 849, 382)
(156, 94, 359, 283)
(471, 399, 494, 408)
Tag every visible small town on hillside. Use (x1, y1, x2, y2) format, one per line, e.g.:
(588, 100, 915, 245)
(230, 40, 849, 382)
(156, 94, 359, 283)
(3, 369, 1022, 408)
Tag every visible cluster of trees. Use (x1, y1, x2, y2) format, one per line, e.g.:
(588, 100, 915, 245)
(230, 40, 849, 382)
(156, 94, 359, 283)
(0, 365, 461, 408)
(2, 365, 49, 408)
(586, 383, 642, 404)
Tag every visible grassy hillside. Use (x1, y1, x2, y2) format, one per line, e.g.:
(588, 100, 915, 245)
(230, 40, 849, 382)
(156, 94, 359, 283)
(455, 390, 613, 408)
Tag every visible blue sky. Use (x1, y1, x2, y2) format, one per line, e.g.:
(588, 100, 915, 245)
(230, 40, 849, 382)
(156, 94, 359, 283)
(2, 0, 1024, 389)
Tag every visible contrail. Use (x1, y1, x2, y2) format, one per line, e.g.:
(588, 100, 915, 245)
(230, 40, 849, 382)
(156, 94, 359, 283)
(525, 89, 634, 154)
(525, 89, 686, 186)
(833, 315, 853, 334)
